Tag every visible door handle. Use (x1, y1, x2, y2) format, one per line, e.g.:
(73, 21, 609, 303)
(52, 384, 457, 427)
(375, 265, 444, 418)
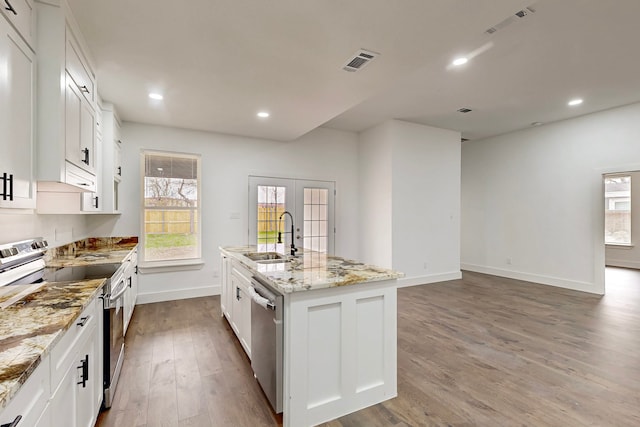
(82, 148, 90, 165)
(0, 415, 22, 427)
(4, 0, 17, 15)
(77, 355, 89, 388)
(1, 172, 12, 201)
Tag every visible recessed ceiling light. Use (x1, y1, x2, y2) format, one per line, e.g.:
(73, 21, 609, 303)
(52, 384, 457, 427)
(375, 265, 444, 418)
(257, 111, 270, 118)
(149, 93, 163, 100)
(452, 57, 468, 66)
(568, 98, 583, 106)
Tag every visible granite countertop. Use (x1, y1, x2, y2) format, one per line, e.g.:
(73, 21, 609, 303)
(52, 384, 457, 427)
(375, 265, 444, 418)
(220, 246, 404, 293)
(45, 236, 138, 267)
(0, 278, 105, 410)
(0, 236, 138, 411)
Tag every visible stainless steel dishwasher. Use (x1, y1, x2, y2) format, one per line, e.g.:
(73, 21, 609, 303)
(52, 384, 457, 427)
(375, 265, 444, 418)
(249, 276, 283, 413)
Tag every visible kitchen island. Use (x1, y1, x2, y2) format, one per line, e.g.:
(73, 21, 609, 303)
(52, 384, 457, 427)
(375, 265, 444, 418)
(220, 246, 403, 427)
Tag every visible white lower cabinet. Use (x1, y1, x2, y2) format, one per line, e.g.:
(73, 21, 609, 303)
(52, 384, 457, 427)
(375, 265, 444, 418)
(123, 248, 138, 336)
(220, 255, 232, 319)
(0, 356, 50, 427)
(224, 259, 252, 358)
(1, 291, 104, 427)
(50, 295, 101, 427)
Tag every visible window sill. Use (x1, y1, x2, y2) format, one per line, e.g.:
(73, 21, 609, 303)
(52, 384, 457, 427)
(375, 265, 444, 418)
(139, 259, 204, 274)
(605, 243, 634, 249)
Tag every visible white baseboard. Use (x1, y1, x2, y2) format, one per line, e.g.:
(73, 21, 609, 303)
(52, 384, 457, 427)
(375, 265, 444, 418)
(460, 263, 601, 295)
(396, 271, 462, 288)
(605, 258, 640, 269)
(137, 285, 220, 305)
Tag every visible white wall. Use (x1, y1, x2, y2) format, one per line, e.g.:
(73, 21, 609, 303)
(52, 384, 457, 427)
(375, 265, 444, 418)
(358, 122, 393, 269)
(88, 123, 360, 303)
(0, 211, 88, 247)
(358, 120, 462, 286)
(605, 170, 640, 269)
(390, 121, 461, 284)
(462, 102, 640, 294)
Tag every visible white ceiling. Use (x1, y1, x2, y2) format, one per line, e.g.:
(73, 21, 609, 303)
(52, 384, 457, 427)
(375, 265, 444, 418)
(67, 0, 640, 142)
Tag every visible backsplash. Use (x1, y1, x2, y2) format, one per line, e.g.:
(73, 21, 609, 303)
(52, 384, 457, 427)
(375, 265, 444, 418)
(0, 212, 88, 246)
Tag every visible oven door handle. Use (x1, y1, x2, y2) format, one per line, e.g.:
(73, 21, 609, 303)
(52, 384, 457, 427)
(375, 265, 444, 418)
(109, 282, 127, 302)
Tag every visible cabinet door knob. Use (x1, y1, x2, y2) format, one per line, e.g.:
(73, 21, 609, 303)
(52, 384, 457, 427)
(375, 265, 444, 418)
(76, 316, 89, 327)
(79, 85, 90, 94)
(4, 0, 17, 15)
(0, 415, 22, 427)
(117, 166, 122, 176)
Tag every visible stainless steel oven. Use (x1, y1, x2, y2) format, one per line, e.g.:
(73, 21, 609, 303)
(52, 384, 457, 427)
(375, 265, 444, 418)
(102, 266, 126, 408)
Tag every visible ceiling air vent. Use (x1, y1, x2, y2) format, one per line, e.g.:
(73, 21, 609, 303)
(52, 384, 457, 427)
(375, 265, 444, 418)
(485, 5, 537, 35)
(343, 49, 380, 72)
(457, 107, 472, 113)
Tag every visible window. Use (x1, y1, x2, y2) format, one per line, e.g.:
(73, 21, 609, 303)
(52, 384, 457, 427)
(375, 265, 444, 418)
(142, 151, 201, 263)
(604, 174, 631, 245)
(257, 185, 286, 253)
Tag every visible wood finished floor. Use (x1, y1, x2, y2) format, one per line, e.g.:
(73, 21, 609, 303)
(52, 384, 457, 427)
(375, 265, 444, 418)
(96, 268, 640, 427)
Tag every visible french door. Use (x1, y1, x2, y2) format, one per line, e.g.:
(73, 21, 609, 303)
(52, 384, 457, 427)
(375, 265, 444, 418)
(248, 176, 335, 254)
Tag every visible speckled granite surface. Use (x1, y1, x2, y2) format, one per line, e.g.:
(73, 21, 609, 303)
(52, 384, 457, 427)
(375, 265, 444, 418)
(0, 236, 138, 411)
(45, 236, 138, 267)
(0, 278, 105, 410)
(220, 246, 403, 293)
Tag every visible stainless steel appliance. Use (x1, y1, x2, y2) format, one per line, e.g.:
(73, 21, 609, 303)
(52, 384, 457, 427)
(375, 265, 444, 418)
(249, 276, 283, 413)
(0, 238, 126, 410)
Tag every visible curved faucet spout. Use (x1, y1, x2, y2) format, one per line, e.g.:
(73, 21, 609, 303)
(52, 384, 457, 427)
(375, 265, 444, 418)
(277, 211, 298, 256)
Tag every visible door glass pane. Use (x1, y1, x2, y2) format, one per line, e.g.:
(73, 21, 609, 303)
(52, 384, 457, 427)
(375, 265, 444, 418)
(257, 185, 286, 252)
(303, 188, 329, 253)
(604, 175, 631, 244)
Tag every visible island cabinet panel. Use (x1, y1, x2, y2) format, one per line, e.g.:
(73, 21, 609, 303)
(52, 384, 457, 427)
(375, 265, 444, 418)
(284, 280, 397, 427)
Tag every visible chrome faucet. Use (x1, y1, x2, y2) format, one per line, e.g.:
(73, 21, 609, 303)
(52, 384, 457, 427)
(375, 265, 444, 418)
(277, 211, 298, 256)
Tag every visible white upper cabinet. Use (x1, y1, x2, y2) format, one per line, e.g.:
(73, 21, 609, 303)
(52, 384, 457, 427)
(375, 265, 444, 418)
(0, 11, 36, 209)
(98, 102, 123, 214)
(0, 0, 34, 48)
(35, 0, 97, 192)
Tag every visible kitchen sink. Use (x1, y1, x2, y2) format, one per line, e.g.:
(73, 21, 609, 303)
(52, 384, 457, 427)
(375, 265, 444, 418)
(245, 252, 287, 261)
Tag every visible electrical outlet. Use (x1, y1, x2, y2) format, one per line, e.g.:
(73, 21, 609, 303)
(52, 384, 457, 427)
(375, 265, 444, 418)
(212, 270, 219, 278)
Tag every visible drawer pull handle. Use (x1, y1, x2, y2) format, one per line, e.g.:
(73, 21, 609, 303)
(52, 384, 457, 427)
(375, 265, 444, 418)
(77, 316, 89, 327)
(117, 166, 122, 176)
(93, 196, 99, 209)
(79, 85, 90, 94)
(77, 355, 89, 388)
(4, 0, 17, 15)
